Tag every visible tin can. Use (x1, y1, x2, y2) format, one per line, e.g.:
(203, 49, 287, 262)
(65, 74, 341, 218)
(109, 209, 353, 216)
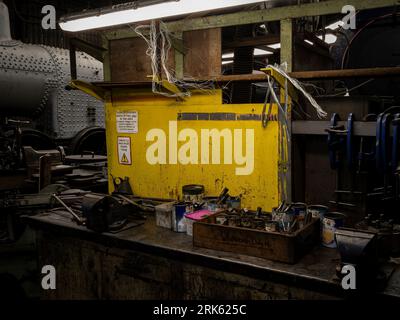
(173, 202, 188, 233)
(155, 201, 175, 229)
(308, 205, 329, 220)
(293, 203, 307, 229)
(283, 209, 296, 224)
(182, 185, 205, 203)
(322, 212, 346, 248)
(293, 203, 307, 219)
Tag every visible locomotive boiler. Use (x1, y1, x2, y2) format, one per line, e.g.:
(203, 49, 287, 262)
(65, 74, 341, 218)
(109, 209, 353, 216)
(0, 0, 105, 171)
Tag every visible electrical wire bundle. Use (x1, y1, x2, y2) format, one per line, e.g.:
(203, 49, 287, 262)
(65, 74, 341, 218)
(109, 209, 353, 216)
(266, 63, 328, 119)
(133, 21, 215, 98)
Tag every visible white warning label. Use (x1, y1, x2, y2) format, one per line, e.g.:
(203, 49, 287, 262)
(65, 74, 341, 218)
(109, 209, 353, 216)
(117, 137, 132, 165)
(116, 111, 138, 134)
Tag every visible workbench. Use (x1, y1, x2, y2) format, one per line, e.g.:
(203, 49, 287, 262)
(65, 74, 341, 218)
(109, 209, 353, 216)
(24, 212, 400, 300)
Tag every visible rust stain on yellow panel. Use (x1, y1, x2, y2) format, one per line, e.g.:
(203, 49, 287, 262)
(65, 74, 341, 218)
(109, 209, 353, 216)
(106, 89, 280, 211)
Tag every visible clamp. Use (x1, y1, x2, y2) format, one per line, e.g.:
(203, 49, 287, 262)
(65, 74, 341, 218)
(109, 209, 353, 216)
(326, 113, 354, 170)
(392, 114, 400, 174)
(376, 113, 384, 172)
(358, 114, 377, 171)
(376, 113, 394, 173)
(326, 113, 343, 170)
(346, 113, 355, 169)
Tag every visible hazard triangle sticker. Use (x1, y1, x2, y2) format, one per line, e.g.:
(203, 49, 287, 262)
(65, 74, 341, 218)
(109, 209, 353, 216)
(117, 137, 132, 165)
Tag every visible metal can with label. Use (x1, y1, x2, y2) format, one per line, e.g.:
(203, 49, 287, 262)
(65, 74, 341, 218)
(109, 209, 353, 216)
(173, 202, 189, 233)
(293, 203, 307, 219)
(322, 212, 346, 248)
(182, 185, 205, 203)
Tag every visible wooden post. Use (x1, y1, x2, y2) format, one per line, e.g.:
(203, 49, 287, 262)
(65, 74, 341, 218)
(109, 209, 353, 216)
(280, 19, 293, 72)
(279, 18, 293, 203)
(174, 32, 184, 79)
(102, 35, 111, 82)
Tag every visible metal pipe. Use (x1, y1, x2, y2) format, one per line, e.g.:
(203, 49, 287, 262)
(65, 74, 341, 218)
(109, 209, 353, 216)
(290, 67, 400, 80)
(185, 66, 400, 84)
(183, 67, 400, 84)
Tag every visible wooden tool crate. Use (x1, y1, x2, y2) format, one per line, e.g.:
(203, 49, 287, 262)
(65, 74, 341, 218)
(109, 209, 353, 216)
(193, 213, 320, 264)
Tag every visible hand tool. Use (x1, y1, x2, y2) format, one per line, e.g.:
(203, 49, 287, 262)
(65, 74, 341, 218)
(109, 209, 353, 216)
(346, 113, 355, 169)
(357, 114, 377, 174)
(217, 187, 230, 205)
(114, 194, 152, 216)
(392, 114, 400, 175)
(51, 193, 84, 225)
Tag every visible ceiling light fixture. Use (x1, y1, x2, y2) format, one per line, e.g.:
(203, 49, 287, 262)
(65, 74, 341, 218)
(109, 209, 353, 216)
(59, 0, 267, 32)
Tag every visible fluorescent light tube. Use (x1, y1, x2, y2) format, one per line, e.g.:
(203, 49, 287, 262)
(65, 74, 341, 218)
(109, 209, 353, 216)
(60, 0, 267, 32)
(222, 60, 233, 65)
(222, 53, 234, 59)
(254, 48, 273, 56)
(267, 43, 281, 49)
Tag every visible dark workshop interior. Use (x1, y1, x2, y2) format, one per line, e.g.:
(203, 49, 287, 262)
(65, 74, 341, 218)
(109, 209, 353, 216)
(1, 0, 400, 303)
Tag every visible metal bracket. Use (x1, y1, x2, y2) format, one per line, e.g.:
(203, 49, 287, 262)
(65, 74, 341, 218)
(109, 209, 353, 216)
(69, 38, 107, 80)
(69, 80, 107, 101)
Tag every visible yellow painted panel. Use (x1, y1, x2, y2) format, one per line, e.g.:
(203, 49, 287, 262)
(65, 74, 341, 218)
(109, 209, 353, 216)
(106, 89, 280, 211)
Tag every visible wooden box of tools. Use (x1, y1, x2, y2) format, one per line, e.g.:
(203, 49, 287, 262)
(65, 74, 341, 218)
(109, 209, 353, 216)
(193, 212, 320, 264)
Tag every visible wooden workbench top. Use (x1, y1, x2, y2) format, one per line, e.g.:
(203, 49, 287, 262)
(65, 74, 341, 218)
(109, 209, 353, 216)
(24, 211, 400, 299)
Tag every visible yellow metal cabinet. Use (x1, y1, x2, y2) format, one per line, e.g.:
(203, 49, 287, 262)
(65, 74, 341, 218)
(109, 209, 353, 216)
(104, 87, 282, 211)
